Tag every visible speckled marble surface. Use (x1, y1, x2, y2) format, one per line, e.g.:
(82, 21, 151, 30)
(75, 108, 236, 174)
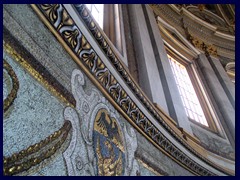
(3, 52, 65, 157)
(135, 130, 194, 176)
(191, 123, 235, 160)
(3, 4, 79, 93)
(31, 151, 68, 176)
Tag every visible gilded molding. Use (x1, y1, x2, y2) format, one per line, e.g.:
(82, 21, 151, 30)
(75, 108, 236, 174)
(3, 59, 19, 112)
(3, 120, 72, 176)
(31, 4, 233, 175)
(136, 158, 164, 176)
(189, 35, 218, 57)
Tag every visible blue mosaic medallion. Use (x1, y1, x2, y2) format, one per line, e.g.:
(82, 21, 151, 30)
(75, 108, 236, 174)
(93, 109, 125, 176)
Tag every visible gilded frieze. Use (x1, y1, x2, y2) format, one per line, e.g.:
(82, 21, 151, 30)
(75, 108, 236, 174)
(31, 4, 231, 175)
(189, 34, 218, 57)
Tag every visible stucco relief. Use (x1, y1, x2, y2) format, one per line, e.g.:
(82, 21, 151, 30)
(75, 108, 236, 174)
(63, 69, 139, 176)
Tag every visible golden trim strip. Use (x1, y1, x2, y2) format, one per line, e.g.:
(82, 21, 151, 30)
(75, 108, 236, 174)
(3, 42, 75, 109)
(136, 158, 164, 176)
(3, 59, 19, 112)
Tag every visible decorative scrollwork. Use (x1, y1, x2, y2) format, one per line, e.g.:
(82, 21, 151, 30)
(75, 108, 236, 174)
(62, 28, 80, 49)
(3, 59, 19, 113)
(32, 4, 231, 176)
(3, 120, 72, 176)
(40, 4, 60, 23)
(63, 69, 139, 176)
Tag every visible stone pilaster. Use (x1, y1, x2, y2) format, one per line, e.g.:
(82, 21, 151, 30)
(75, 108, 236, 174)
(196, 53, 235, 147)
(127, 4, 169, 114)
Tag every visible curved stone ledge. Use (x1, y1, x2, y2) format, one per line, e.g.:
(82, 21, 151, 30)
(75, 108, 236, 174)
(30, 4, 234, 176)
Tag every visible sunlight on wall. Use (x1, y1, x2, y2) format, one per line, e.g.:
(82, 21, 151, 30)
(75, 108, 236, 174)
(85, 4, 104, 29)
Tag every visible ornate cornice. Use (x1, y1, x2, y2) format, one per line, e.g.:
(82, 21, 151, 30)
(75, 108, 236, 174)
(30, 4, 234, 175)
(150, 4, 235, 62)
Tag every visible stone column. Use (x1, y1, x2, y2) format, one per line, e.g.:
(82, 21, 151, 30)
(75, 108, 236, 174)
(127, 4, 169, 114)
(197, 53, 235, 146)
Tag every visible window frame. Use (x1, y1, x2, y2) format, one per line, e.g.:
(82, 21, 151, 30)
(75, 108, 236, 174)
(103, 4, 128, 66)
(84, 4, 128, 66)
(103, 4, 123, 54)
(167, 49, 220, 133)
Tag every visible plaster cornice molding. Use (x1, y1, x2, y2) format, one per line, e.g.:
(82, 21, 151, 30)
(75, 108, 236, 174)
(157, 16, 200, 56)
(181, 8, 217, 31)
(214, 31, 235, 41)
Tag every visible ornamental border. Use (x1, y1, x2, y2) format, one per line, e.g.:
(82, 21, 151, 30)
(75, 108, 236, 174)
(31, 4, 232, 176)
(3, 30, 75, 175)
(3, 120, 72, 176)
(72, 4, 232, 175)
